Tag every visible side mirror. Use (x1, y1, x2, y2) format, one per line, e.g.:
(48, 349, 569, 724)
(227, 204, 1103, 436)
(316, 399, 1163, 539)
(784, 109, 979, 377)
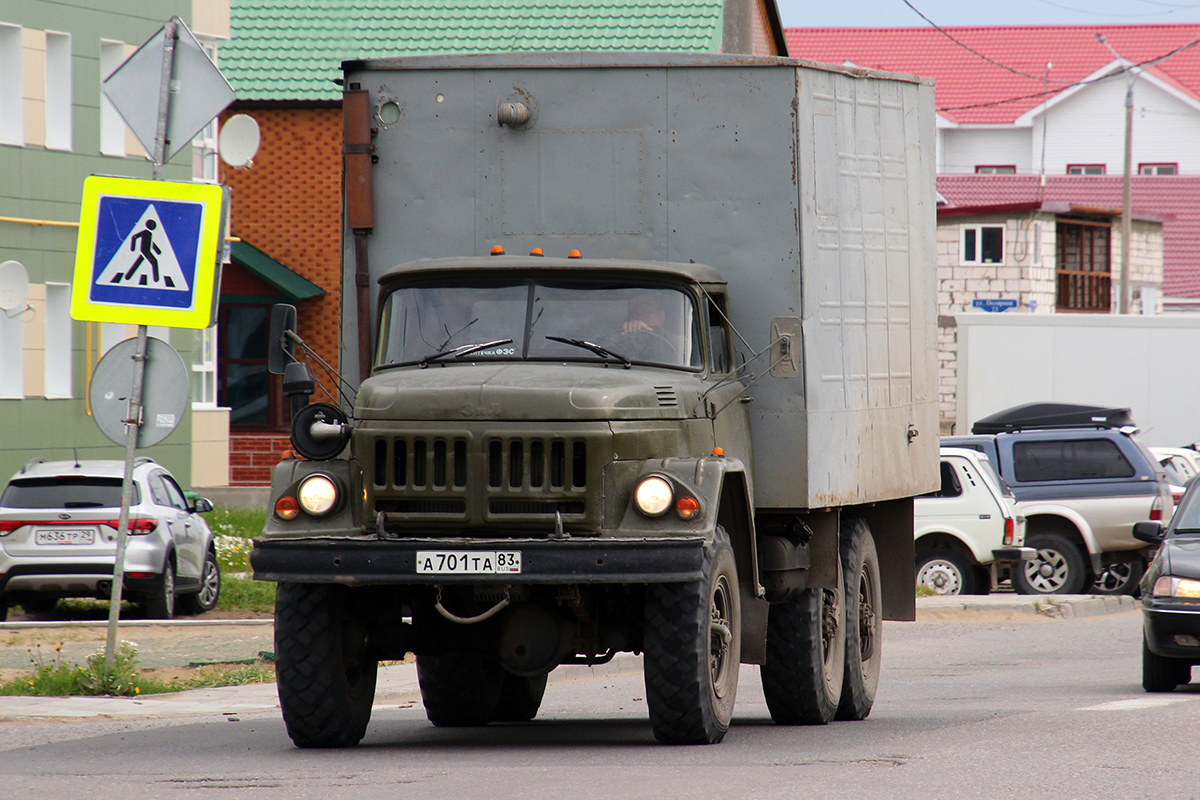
(282, 361, 315, 416)
(268, 303, 298, 375)
(1133, 520, 1166, 544)
(191, 497, 214, 514)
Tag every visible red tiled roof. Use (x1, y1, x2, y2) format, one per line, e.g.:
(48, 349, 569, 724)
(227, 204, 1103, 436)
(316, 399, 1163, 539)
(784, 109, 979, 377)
(786, 25, 1200, 124)
(937, 174, 1200, 297)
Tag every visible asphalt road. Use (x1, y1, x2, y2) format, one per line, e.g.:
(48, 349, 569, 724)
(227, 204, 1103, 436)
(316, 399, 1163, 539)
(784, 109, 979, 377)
(0, 606, 1196, 799)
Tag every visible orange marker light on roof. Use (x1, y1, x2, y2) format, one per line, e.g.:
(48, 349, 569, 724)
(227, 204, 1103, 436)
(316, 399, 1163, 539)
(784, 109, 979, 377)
(712, 447, 725, 457)
(568, 249, 582, 258)
(491, 245, 505, 255)
(530, 247, 544, 256)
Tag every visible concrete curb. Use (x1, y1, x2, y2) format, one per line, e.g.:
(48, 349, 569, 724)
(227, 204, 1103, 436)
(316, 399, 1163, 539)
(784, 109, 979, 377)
(915, 593, 1138, 619)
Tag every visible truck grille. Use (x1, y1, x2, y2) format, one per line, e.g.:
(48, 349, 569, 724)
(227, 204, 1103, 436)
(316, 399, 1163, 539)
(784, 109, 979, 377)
(365, 427, 604, 530)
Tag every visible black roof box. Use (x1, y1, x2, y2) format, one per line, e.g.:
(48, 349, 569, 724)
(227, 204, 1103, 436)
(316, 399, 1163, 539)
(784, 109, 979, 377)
(971, 403, 1135, 435)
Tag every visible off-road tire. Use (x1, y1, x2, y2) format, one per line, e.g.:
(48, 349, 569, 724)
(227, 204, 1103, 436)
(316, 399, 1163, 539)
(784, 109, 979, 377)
(643, 526, 740, 745)
(837, 516, 882, 721)
(761, 542, 845, 725)
(492, 672, 549, 722)
(1142, 635, 1190, 692)
(1013, 533, 1087, 595)
(416, 653, 505, 726)
(275, 582, 378, 747)
(916, 547, 976, 596)
(179, 549, 221, 615)
(143, 561, 176, 620)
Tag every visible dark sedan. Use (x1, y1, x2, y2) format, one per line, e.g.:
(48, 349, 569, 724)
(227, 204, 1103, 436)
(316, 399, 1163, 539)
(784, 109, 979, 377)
(1134, 490, 1200, 692)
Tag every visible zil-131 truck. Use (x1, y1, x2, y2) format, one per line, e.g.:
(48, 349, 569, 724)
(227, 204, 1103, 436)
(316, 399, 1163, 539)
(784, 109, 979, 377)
(251, 52, 938, 747)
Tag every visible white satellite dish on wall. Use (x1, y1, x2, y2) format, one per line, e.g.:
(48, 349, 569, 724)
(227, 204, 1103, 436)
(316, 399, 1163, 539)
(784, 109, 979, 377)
(219, 113, 260, 167)
(0, 260, 29, 311)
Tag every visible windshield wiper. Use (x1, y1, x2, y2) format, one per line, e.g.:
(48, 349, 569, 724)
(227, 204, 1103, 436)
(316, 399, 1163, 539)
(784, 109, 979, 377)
(418, 339, 513, 368)
(546, 336, 632, 368)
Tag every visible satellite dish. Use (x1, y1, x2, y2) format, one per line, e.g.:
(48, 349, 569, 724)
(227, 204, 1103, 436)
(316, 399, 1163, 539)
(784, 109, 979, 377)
(0, 260, 29, 311)
(219, 114, 260, 167)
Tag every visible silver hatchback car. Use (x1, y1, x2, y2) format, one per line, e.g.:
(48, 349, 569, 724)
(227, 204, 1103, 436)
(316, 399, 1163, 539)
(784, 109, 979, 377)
(0, 457, 220, 619)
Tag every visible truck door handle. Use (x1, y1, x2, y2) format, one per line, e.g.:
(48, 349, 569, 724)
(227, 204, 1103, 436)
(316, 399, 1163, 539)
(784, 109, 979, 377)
(979, 514, 991, 519)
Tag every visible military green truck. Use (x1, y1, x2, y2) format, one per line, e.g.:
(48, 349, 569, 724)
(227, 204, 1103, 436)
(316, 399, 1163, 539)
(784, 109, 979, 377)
(251, 53, 938, 747)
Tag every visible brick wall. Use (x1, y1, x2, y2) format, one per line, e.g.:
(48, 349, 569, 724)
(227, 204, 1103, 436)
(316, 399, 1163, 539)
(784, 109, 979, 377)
(219, 107, 343, 406)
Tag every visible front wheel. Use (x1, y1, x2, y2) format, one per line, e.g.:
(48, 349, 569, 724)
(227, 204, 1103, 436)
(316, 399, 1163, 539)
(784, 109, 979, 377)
(760, 543, 845, 725)
(179, 550, 221, 615)
(837, 516, 882, 721)
(1013, 533, 1087, 595)
(1143, 635, 1190, 692)
(643, 526, 740, 744)
(275, 583, 378, 747)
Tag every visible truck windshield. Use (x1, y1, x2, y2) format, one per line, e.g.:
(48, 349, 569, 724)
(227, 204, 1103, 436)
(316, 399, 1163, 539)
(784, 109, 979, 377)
(376, 280, 703, 370)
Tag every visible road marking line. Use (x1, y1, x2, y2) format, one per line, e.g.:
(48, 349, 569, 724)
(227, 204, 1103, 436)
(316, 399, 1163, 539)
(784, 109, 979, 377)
(1080, 697, 1192, 711)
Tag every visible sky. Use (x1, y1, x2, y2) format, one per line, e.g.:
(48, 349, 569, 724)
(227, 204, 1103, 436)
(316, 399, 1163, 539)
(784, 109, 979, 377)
(775, 0, 1200, 28)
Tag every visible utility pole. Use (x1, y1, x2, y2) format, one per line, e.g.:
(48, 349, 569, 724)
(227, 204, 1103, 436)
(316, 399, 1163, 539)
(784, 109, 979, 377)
(1096, 34, 1135, 315)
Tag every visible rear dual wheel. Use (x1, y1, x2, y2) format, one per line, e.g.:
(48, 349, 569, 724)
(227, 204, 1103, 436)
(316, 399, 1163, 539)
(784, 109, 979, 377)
(416, 654, 548, 725)
(761, 516, 882, 724)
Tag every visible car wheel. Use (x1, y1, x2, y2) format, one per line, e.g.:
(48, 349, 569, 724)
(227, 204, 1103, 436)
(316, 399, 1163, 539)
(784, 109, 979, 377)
(1013, 533, 1086, 595)
(761, 540, 845, 725)
(837, 516, 882, 721)
(143, 561, 176, 620)
(492, 672, 549, 722)
(180, 550, 221, 615)
(416, 653, 505, 726)
(916, 548, 976, 595)
(1143, 634, 1190, 692)
(643, 526, 740, 744)
(276, 583, 378, 747)
(1091, 559, 1144, 596)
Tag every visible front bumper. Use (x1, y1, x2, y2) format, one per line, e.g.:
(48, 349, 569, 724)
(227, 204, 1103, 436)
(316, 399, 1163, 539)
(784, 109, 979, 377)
(251, 535, 706, 585)
(1142, 602, 1200, 658)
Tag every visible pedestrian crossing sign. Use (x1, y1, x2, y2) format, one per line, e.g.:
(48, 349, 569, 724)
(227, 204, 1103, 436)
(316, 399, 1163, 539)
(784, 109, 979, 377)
(72, 176, 229, 328)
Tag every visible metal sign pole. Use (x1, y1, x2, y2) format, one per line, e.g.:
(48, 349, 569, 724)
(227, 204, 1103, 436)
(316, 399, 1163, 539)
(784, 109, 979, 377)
(104, 18, 178, 671)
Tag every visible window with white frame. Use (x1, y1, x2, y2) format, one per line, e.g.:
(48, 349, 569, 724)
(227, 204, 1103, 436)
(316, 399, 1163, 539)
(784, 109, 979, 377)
(192, 42, 220, 182)
(99, 39, 125, 156)
(1139, 163, 1177, 176)
(43, 283, 72, 398)
(192, 325, 218, 406)
(961, 224, 1005, 265)
(1067, 164, 1105, 175)
(0, 305, 23, 398)
(0, 24, 22, 145)
(43, 31, 71, 151)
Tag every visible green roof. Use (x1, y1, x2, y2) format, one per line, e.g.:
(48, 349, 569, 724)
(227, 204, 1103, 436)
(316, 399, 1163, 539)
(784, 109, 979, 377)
(231, 240, 326, 302)
(221, 0, 727, 101)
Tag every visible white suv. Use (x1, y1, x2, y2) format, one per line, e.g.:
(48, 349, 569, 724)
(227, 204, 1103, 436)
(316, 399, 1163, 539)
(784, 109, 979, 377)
(0, 457, 221, 619)
(915, 447, 1032, 595)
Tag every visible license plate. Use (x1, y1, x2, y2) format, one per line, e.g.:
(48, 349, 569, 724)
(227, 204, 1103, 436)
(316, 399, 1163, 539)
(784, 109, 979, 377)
(415, 551, 522, 574)
(35, 528, 97, 546)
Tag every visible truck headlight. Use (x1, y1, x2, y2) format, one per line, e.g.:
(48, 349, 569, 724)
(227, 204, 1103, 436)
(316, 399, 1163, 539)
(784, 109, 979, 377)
(635, 476, 673, 517)
(298, 474, 339, 516)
